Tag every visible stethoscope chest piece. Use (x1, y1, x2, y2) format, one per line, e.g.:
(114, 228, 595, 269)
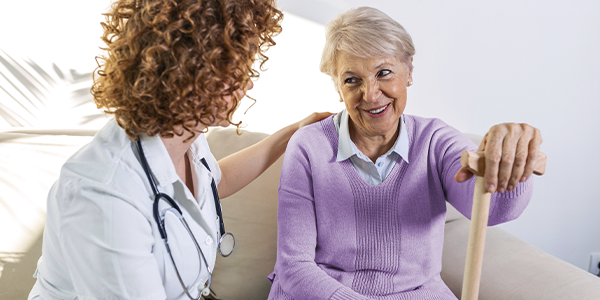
(218, 232, 236, 257)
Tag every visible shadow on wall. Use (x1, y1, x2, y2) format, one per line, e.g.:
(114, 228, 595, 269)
(0, 49, 108, 129)
(0, 233, 42, 299)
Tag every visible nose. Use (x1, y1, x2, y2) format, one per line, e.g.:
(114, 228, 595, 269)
(361, 80, 380, 103)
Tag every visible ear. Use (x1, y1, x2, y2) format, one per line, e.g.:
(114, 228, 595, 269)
(333, 78, 344, 102)
(407, 57, 414, 83)
(337, 89, 344, 103)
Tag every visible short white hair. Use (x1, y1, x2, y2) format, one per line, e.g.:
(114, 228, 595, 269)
(320, 7, 415, 88)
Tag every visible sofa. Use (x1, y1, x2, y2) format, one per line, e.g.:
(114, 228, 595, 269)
(1, 125, 599, 300)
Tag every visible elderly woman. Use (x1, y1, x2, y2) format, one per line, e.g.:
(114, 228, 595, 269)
(267, 7, 542, 300)
(27, 1, 330, 300)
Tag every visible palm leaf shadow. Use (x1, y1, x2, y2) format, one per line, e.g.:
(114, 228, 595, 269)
(0, 49, 95, 128)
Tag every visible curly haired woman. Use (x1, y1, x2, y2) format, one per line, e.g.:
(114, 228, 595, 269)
(27, 0, 330, 299)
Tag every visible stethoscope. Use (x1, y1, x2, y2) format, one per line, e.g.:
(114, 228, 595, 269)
(135, 138, 235, 299)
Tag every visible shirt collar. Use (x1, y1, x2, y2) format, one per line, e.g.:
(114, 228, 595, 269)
(137, 132, 209, 188)
(334, 109, 409, 163)
(188, 133, 211, 168)
(138, 133, 180, 188)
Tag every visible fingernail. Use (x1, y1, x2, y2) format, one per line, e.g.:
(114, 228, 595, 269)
(498, 187, 505, 193)
(521, 176, 527, 182)
(508, 185, 514, 191)
(488, 184, 495, 193)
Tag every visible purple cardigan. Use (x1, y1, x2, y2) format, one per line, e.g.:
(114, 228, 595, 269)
(268, 115, 533, 300)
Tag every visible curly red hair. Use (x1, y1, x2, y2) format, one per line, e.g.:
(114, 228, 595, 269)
(92, 0, 282, 140)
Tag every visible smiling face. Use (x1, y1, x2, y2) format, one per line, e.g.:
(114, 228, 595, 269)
(336, 51, 412, 141)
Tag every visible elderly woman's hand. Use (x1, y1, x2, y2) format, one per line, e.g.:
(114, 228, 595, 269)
(455, 123, 543, 193)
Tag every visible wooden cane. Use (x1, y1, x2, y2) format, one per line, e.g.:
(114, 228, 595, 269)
(460, 150, 547, 300)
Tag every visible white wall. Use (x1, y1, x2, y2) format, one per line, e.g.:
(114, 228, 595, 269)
(0, 1, 108, 73)
(1, 0, 598, 271)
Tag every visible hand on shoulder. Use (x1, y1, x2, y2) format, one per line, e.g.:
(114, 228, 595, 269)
(296, 112, 335, 130)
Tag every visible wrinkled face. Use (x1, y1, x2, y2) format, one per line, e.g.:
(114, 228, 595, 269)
(336, 51, 412, 139)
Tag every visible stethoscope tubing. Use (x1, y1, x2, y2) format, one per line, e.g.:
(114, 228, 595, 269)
(198, 158, 226, 236)
(136, 138, 219, 299)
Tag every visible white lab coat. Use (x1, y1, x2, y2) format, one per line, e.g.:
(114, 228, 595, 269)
(28, 119, 220, 300)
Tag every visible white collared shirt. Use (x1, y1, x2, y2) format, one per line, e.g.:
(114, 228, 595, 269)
(29, 119, 220, 300)
(333, 109, 409, 185)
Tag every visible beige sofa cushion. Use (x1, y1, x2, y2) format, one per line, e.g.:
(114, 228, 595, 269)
(206, 127, 282, 300)
(442, 218, 600, 300)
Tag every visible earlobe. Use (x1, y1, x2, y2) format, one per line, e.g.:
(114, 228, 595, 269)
(337, 90, 344, 102)
(407, 57, 414, 86)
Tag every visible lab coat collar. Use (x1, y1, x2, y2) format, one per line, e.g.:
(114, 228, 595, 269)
(187, 133, 211, 170)
(138, 132, 213, 190)
(138, 133, 180, 188)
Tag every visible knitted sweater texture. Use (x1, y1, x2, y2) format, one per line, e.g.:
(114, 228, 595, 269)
(267, 115, 533, 300)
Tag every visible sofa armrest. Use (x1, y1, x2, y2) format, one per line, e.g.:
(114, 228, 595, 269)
(442, 218, 600, 300)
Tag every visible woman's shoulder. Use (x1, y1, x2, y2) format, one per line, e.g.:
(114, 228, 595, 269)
(404, 114, 453, 131)
(403, 114, 475, 153)
(404, 114, 465, 139)
(52, 120, 152, 218)
(290, 115, 336, 143)
(59, 119, 145, 194)
(286, 115, 337, 156)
